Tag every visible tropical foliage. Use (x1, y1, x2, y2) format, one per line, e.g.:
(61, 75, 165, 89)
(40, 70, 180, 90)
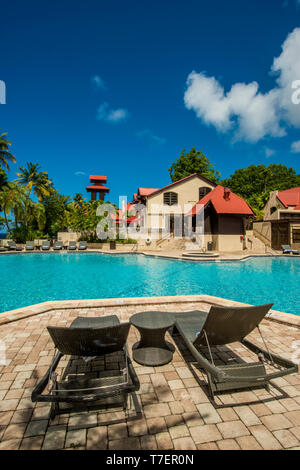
(0, 131, 16, 171)
(168, 147, 221, 183)
(222, 164, 300, 217)
(1, 133, 300, 240)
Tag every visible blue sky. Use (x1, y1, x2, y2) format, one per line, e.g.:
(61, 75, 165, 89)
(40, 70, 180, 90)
(0, 0, 300, 204)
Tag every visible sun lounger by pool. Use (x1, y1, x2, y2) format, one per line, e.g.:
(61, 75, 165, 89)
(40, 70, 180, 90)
(78, 241, 87, 250)
(41, 241, 50, 251)
(281, 244, 300, 255)
(68, 241, 77, 250)
(26, 241, 34, 251)
(31, 316, 140, 419)
(7, 241, 17, 250)
(172, 304, 297, 399)
(53, 241, 63, 251)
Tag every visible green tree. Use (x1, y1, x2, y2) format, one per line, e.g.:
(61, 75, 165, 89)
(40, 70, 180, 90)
(0, 183, 25, 231)
(0, 168, 8, 192)
(43, 192, 71, 237)
(15, 162, 53, 201)
(73, 193, 85, 208)
(168, 147, 221, 183)
(0, 131, 16, 171)
(222, 163, 300, 217)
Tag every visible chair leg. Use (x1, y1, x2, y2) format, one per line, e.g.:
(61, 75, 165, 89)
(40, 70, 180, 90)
(49, 401, 59, 420)
(123, 393, 128, 411)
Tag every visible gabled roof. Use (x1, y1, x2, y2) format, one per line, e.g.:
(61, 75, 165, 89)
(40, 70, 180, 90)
(145, 173, 217, 199)
(138, 187, 160, 197)
(186, 185, 254, 216)
(277, 187, 300, 208)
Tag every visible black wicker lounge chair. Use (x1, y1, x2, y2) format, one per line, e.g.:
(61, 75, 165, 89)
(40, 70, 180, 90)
(172, 304, 298, 398)
(68, 241, 77, 250)
(26, 241, 34, 251)
(31, 316, 140, 419)
(53, 241, 63, 250)
(78, 241, 87, 250)
(281, 244, 299, 255)
(41, 240, 50, 251)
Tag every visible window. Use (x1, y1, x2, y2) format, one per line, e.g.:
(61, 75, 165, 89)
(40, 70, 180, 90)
(270, 207, 277, 215)
(292, 229, 300, 243)
(163, 192, 178, 206)
(199, 187, 211, 200)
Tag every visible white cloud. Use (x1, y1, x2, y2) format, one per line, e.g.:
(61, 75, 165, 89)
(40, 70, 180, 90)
(184, 27, 300, 143)
(136, 129, 166, 144)
(96, 102, 129, 123)
(264, 147, 276, 158)
(291, 140, 300, 153)
(91, 75, 106, 89)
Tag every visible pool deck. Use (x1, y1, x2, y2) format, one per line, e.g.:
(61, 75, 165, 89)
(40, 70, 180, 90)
(0, 295, 299, 450)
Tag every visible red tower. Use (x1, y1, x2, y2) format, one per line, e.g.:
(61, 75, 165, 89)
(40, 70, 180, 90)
(86, 175, 110, 201)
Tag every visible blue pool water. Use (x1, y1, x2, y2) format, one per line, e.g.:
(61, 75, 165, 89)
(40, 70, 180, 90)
(0, 253, 299, 315)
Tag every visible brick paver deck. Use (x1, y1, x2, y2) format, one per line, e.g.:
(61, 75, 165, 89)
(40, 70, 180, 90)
(0, 298, 299, 450)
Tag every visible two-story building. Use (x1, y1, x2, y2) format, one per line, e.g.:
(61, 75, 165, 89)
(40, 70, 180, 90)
(130, 173, 254, 252)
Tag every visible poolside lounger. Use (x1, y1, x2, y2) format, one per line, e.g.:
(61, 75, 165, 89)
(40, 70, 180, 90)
(26, 241, 34, 251)
(281, 244, 300, 255)
(7, 241, 17, 250)
(172, 304, 298, 398)
(53, 241, 63, 251)
(68, 241, 77, 250)
(31, 316, 140, 420)
(78, 241, 87, 250)
(41, 241, 50, 251)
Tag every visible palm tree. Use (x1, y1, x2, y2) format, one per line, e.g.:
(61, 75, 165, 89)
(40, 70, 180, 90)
(0, 131, 16, 171)
(73, 193, 85, 208)
(15, 162, 52, 201)
(0, 183, 25, 230)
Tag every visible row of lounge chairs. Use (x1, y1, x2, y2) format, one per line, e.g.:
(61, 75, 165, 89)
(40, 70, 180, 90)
(25, 240, 87, 251)
(7, 241, 88, 251)
(31, 303, 297, 420)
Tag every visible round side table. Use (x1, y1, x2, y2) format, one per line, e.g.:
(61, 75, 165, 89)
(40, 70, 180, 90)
(130, 311, 175, 366)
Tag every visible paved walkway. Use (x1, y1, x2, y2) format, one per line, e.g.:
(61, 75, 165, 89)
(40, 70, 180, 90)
(0, 299, 299, 450)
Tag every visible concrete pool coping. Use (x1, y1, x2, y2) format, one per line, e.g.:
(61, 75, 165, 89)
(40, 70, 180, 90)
(0, 247, 298, 264)
(0, 294, 299, 328)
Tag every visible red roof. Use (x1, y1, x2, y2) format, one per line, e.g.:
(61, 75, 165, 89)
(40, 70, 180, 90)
(86, 184, 110, 192)
(186, 185, 254, 216)
(138, 188, 159, 197)
(277, 187, 300, 208)
(89, 175, 107, 183)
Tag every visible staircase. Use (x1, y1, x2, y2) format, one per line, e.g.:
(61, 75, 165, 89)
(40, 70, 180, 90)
(246, 233, 275, 254)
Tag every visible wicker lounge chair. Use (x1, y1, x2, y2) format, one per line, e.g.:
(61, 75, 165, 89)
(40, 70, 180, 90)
(172, 304, 298, 398)
(31, 316, 140, 419)
(26, 241, 34, 251)
(68, 241, 77, 250)
(78, 241, 87, 250)
(53, 241, 63, 250)
(281, 244, 299, 255)
(41, 240, 50, 251)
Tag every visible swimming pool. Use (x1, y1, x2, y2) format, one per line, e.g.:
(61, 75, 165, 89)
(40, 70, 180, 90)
(0, 253, 299, 315)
